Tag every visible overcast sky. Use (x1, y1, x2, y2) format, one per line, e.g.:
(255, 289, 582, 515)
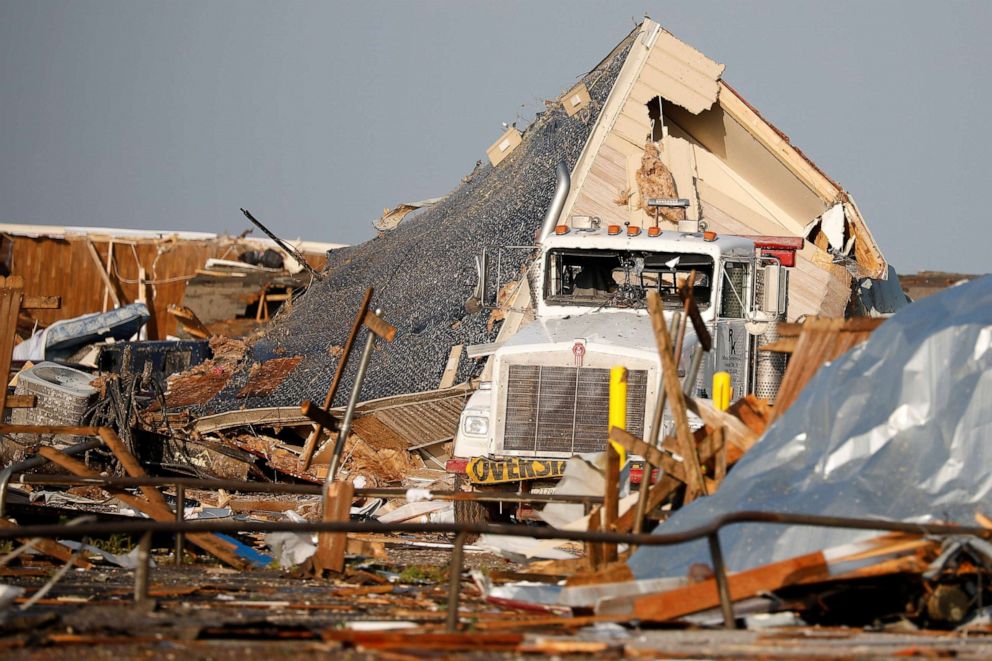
(1, 1, 988, 274)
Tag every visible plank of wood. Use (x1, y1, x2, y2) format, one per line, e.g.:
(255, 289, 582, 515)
(0, 424, 100, 435)
(684, 397, 757, 454)
(314, 480, 353, 574)
(5, 395, 36, 409)
(300, 400, 337, 431)
(585, 505, 604, 571)
(300, 287, 373, 470)
(467, 341, 504, 359)
(0, 519, 92, 568)
(98, 428, 171, 511)
(645, 291, 705, 501)
(84, 239, 121, 308)
(363, 310, 396, 342)
(628, 549, 830, 620)
(20, 296, 60, 310)
(37, 447, 247, 569)
(0, 277, 24, 414)
(604, 532, 934, 621)
(167, 304, 211, 339)
(438, 345, 463, 389)
(603, 444, 620, 563)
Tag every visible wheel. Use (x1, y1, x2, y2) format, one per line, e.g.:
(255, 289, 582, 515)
(453, 473, 490, 527)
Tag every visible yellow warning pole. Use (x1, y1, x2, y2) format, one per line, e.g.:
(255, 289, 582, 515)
(713, 371, 732, 412)
(609, 366, 627, 464)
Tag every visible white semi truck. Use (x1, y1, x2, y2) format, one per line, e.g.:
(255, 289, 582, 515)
(446, 168, 802, 521)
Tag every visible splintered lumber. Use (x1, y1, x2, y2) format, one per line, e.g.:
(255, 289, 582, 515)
(601, 532, 936, 621)
(0, 277, 25, 412)
(645, 291, 705, 501)
(0, 424, 100, 436)
(363, 308, 397, 342)
(97, 428, 171, 511)
(586, 505, 604, 570)
(770, 317, 884, 421)
(603, 444, 620, 563)
(300, 400, 337, 431)
(20, 296, 60, 310)
(5, 395, 36, 409)
(84, 239, 122, 308)
(0, 519, 92, 569)
(438, 344, 463, 389)
(167, 304, 211, 339)
(314, 480, 353, 574)
(37, 447, 247, 569)
(300, 287, 373, 470)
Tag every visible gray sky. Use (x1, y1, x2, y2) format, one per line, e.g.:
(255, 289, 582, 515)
(1, 1, 988, 274)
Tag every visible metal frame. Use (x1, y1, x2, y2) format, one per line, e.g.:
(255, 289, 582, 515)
(2, 503, 988, 633)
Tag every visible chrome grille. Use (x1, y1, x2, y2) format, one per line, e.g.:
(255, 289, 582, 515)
(503, 365, 647, 454)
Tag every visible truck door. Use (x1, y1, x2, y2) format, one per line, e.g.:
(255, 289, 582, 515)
(712, 260, 754, 401)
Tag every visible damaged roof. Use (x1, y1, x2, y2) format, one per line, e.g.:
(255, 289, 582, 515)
(179, 17, 894, 413)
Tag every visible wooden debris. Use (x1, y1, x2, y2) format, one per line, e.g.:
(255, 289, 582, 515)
(645, 291, 706, 501)
(37, 447, 248, 569)
(301, 287, 372, 469)
(167, 304, 211, 339)
(438, 345, 463, 388)
(601, 532, 938, 622)
(770, 316, 885, 420)
(313, 480, 354, 575)
(0, 519, 92, 569)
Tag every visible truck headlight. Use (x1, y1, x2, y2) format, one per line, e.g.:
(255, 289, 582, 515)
(462, 414, 489, 436)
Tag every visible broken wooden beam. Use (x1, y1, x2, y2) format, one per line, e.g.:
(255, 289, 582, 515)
(300, 400, 337, 432)
(300, 287, 373, 470)
(5, 395, 36, 409)
(645, 291, 706, 501)
(0, 519, 92, 569)
(313, 480, 353, 575)
(37, 447, 248, 569)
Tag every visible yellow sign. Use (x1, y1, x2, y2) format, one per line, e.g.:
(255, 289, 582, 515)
(467, 457, 567, 484)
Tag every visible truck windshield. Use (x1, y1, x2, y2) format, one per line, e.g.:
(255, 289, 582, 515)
(544, 249, 714, 309)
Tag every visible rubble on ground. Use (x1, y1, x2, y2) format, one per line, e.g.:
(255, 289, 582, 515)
(0, 16, 989, 658)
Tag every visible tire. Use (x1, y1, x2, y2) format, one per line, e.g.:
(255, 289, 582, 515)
(453, 473, 490, 527)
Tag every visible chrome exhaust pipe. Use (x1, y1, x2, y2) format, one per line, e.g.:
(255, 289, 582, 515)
(539, 161, 571, 240)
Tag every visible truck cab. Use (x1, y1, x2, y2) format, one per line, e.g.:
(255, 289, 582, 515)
(448, 219, 795, 504)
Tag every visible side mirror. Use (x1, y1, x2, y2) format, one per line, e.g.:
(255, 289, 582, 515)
(760, 263, 787, 316)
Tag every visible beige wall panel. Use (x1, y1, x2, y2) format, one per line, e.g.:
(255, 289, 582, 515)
(665, 104, 826, 228)
(612, 114, 651, 148)
(696, 156, 805, 236)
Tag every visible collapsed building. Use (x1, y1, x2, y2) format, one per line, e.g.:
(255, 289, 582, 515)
(174, 18, 904, 419)
(5, 17, 987, 655)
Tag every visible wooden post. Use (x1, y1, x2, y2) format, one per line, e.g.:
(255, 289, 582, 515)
(603, 366, 626, 563)
(586, 505, 604, 570)
(300, 287, 373, 470)
(313, 480, 354, 575)
(439, 345, 463, 389)
(0, 277, 24, 414)
(645, 291, 707, 502)
(86, 239, 121, 309)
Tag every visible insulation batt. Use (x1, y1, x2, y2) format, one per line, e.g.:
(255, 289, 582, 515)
(629, 275, 992, 579)
(194, 35, 635, 415)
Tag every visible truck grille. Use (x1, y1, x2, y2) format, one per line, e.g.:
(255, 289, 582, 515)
(503, 365, 647, 454)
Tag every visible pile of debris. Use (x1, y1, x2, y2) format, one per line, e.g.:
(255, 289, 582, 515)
(1, 16, 990, 657)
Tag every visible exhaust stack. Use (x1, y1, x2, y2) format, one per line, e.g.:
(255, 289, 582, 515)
(539, 161, 571, 240)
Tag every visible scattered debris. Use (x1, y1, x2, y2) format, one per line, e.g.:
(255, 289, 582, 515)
(0, 15, 987, 657)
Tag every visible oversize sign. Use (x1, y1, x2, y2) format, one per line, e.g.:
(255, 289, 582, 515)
(467, 457, 567, 484)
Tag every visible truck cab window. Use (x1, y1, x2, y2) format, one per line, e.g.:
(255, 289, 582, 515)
(546, 248, 714, 310)
(720, 261, 749, 318)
